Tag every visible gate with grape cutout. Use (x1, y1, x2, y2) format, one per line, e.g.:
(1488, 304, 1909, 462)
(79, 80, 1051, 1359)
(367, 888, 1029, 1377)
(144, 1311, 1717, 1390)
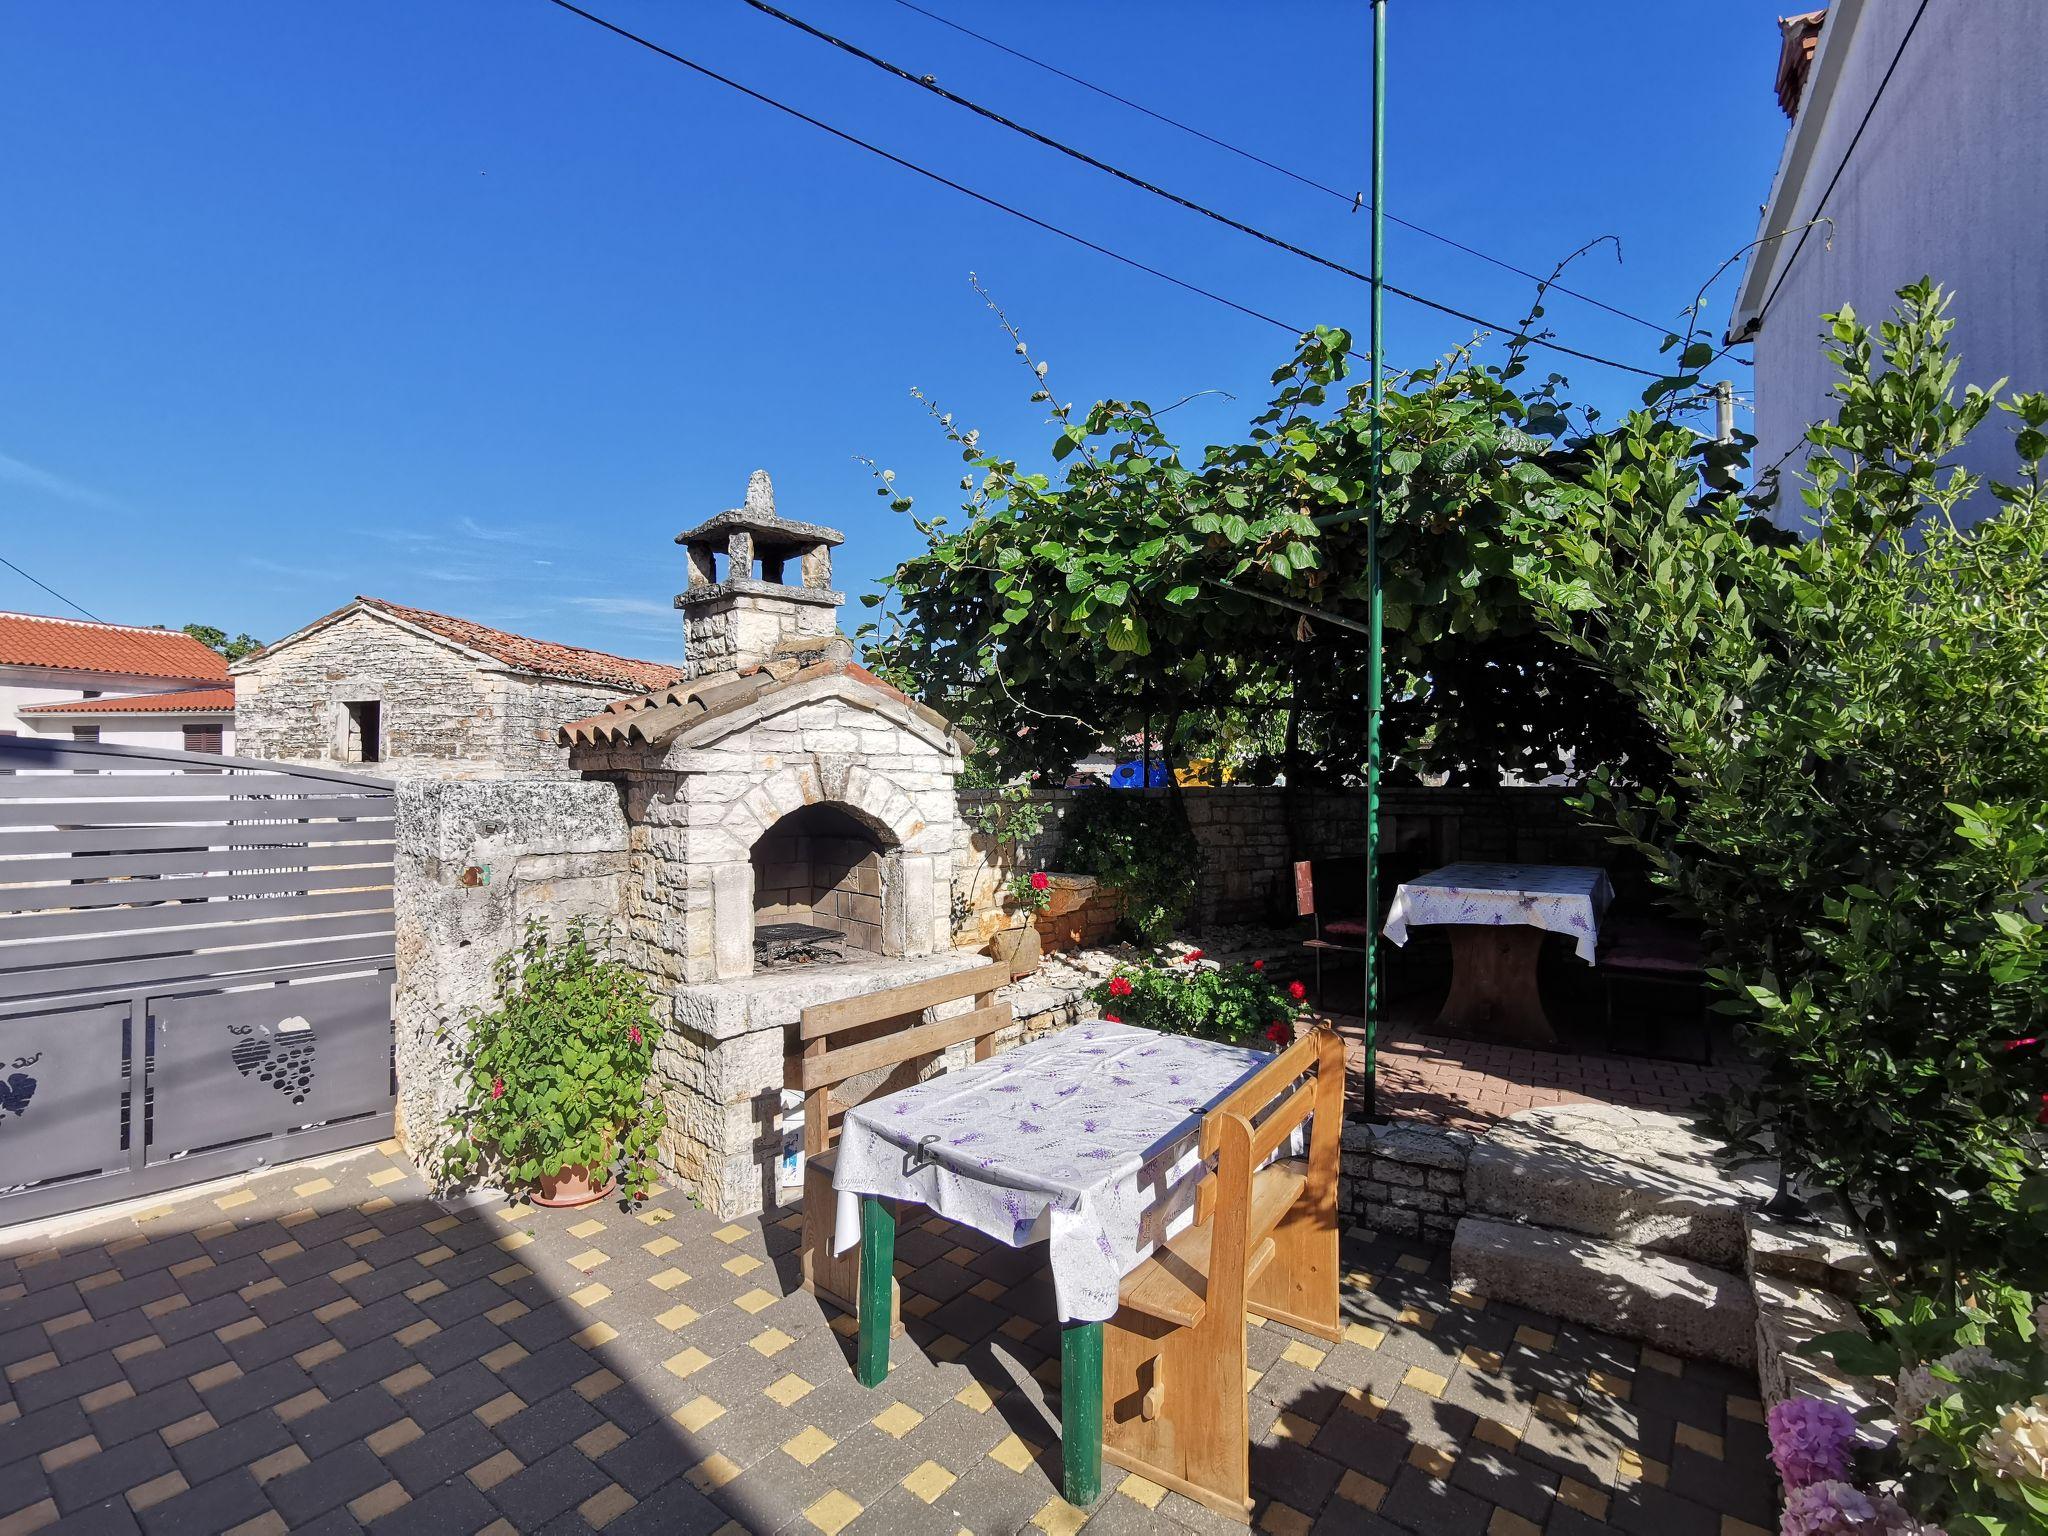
(0, 735, 396, 1227)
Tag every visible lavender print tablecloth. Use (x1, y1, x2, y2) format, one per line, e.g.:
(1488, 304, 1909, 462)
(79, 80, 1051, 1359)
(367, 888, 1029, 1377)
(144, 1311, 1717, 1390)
(1382, 861, 1614, 963)
(831, 1021, 1278, 1324)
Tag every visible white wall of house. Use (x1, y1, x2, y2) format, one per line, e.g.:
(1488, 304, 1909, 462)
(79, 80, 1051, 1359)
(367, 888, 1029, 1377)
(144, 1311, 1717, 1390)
(1731, 1, 2048, 531)
(0, 666, 204, 734)
(9, 714, 236, 754)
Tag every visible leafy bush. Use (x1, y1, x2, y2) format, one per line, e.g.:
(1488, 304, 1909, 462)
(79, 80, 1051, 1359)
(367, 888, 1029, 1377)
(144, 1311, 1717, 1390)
(1005, 867, 1052, 915)
(440, 923, 666, 1199)
(1058, 789, 1202, 943)
(1518, 282, 2048, 1294)
(1088, 954, 1305, 1047)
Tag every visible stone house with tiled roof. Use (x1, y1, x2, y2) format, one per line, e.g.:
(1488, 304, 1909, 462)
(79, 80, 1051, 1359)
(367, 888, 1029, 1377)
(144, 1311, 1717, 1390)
(0, 611, 236, 754)
(230, 595, 685, 779)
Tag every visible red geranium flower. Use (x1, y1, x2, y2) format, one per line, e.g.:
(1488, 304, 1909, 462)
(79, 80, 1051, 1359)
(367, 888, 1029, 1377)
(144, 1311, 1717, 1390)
(1265, 1021, 1290, 1044)
(1183, 949, 1205, 963)
(490, 1077, 506, 1100)
(1103, 1013, 1121, 1024)
(2005, 1037, 2041, 1051)
(1108, 975, 1133, 998)
(1252, 959, 1265, 971)
(1288, 980, 1308, 1001)
(629, 1025, 643, 1046)
(1030, 871, 1050, 891)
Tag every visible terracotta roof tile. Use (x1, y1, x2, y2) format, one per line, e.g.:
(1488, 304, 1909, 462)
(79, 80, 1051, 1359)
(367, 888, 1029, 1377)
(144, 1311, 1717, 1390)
(20, 685, 236, 716)
(348, 597, 686, 692)
(0, 612, 230, 682)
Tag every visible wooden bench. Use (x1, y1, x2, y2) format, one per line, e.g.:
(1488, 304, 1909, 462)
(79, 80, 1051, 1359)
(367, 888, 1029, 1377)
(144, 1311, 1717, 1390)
(1100, 1023, 1346, 1522)
(789, 960, 1017, 1323)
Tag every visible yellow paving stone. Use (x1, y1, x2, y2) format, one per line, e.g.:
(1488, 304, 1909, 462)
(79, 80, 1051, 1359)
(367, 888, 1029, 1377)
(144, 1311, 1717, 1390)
(1281, 1340, 1327, 1370)
(675, 1395, 727, 1432)
(577, 1422, 629, 1459)
(485, 1299, 528, 1325)
(395, 1319, 440, 1347)
(572, 1322, 619, 1350)
(942, 1245, 979, 1268)
(567, 1249, 609, 1272)
(664, 1347, 713, 1380)
(1032, 1497, 1090, 1536)
(0, 1498, 58, 1535)
(81, 1382, 135, 1414)
(1345, 1321, 1386, 1350)
(1489, 1508, 1543, 1536)
(1514, 1325, 1555, 1352)
(424, 1215, 462, 1235)
(116, 1335, 164, 1363)
(381, 1364, 432, 1395)
(1462, 1346, 1504, 1374)
(644, 1235, 681, 1257)
(687, 1453, 741, 1492)
(1534, 1393, 1579, 1426)
(169, 1257, 215, 1279)
(1258, 1503, 1314, 1536)
(215, 1189, 256, 1210)
(0, 1403, 17, 1427)
(1118, 1472, 1167, 1509)
(40, 1436, 100, 1473)
(6, 1354, 56, 1384)
(294, 1178, 333, 1197)
(276, 1389, 327, 1422)
(1559, 1478, 1610, 1520)
(1272, 1410, 1318, 1444)
(1451, 1287, 1487, 1310)
(481, 1342, 528, 1373)
(407, 1275, 449, 1302)
(468, 1449, 523, 1491)
(713, 1224, 748, 1244)
(76, 1270, 122, 1294)
(579, 1485, 637, 1530)
(989, 1434, 1037, 1473)
(783, 1426, 837, 1467)
(368, 1168, 405, 1188)
(41, 1309, 91, 1336)
(1618, 1448, 1669, 1487)
(734, 1288, 779, 1315)
(344, 1229, 381, 1249)
(359, 1195, 396, 1215)
(416, 1245, 454, 1268)
(328, 1260, 371, 1284)
(160, 1411, 216, 1448)
(1339, 1386, 1391, 1419)
(189, 1361, 244, 1393)
(969, 1278, 1007, 1302)
(930, 1333, 969, 1363)
(1474, 1416, 1524, 1449)
(126, 1470, 188, 1511)
(475, 1391, 524, 1427)
(566, 1283, 610, 1309)
(567, 1218, 607, 1239)
(1403, 1366, 1448, 1397)
(1641, 1345, 1684, 1375)
(1409, 1444, 1456, 1479)
(198, 1220, 239, 1242)
(1723, 1520, 1772, 1536)
(483, 1266, 525, 1289)
(803, 1491, 862, 1536)
(649, 1267, 689, 1290)
(1676, 1422, 1725, 1459)
(903, 1461, 957, 1503)
(765, 1374, 814, 1407)
(347, 1481, 409, 1523)
(655, 1302, 700, 1330)
(998, 1314, 1036, 1341)
(903, 1293, 941, 1319)
(1396, 1252, 1432, 1274)
(1397, 1305, 1437, 1331)
(1590, 1368, 1633, 1399)
(242, 1277, 285, 1303)
(750, 1328, 795, 1358)
(215, 1316, 266, 1346)
(635, 1205, 675, 1225)
(367, 1418, 423, 1456)
(143, 1295, 189, 1319)
(1728, 1394, 1766, 1423)
(314, 1297, 361, 1323)
(956, 1380, 996, 1413)
(828, 1313, 859, 1336)
(873, 1401, 924, 1437)
(281, 1208, 317, 1228)
(1335, 1466, 1384, 1515)
(250, 1445, 310, 1484)
(574, 1368, 622, 1401)
(495, 1231, 535, 1252)
(722, 1254, 762, 1277)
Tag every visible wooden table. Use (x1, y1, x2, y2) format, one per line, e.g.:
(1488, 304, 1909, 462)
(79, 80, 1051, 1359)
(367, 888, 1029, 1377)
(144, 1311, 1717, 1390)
(1382, 861, 1613, 1046)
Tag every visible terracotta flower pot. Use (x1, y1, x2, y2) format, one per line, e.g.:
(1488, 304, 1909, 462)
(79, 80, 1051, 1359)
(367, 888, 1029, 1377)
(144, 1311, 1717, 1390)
(531, 1161, 617, 1208)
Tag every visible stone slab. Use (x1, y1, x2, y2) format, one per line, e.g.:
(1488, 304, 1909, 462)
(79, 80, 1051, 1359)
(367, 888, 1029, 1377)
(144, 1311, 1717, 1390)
(670, 949, 990, 1039)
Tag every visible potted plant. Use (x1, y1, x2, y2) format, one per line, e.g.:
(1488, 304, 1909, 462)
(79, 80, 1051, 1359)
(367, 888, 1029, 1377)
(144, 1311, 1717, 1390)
(440, 921, 666, 1207)
(1088, 953, 1308, 1049)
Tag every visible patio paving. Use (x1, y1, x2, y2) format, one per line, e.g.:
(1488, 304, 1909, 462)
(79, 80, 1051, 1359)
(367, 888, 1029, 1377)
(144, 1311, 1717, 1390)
(0, 1143, 1779, 1536)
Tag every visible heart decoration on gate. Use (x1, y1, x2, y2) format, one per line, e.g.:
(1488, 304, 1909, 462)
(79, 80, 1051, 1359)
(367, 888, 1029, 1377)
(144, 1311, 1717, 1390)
(230, 1020, 318, 1106)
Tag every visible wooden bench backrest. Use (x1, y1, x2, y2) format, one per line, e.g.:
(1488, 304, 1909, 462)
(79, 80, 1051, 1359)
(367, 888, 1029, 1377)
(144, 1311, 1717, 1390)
(791, 960, 1015, 1158)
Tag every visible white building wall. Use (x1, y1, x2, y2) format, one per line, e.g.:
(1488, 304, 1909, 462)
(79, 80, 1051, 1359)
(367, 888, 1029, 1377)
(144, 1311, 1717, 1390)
(1738, 3, 2048, 531)
(0, 665, 233, 755)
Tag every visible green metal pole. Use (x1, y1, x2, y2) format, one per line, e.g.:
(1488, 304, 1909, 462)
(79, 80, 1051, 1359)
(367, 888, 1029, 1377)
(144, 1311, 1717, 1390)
(1362, 0, 1387, 1120)
(855, 1195, 894, 1387)
(1059, 1321, 1104, 1506)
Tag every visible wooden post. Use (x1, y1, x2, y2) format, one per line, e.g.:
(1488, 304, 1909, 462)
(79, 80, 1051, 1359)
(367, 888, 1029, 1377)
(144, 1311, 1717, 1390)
(1061, 1321, 1104, 1506)
(856, 1196, 894, 1388)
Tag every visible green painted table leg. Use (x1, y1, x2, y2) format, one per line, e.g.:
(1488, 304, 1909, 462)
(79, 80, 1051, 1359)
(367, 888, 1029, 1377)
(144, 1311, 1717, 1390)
(1060, 1321, 1103, 1507)
(855, 1196, 894, 1388)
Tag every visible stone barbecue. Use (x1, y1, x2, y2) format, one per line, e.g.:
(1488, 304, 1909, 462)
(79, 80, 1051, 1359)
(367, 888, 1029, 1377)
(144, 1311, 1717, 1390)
(562, 471, 979, 1214)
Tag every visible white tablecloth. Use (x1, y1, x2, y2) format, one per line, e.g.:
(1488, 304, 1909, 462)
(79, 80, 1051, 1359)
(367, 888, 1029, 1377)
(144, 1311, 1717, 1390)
(1382, 861, 1614, 963)
(830, 1021, 1276, 1324)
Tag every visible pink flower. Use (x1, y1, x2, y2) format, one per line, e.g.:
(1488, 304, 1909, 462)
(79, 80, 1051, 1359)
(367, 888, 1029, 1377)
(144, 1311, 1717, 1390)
(1030, 871, 1050, 891)
(2004, 1037, 2041, 1050)
(1768, 1397, 1857, 1490)
(1265, 1022, 1290, 1044)
(1102, 1013, 1121, 1024)
(1108, 976, 1133, 998)
(490, 1077, 506, 1100)
(629, 1025, 643, 1046)
(1288, 980, 1308, 1001)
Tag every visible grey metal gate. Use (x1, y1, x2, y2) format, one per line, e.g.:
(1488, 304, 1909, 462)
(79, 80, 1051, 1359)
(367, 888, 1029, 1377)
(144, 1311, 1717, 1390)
(0, 735, 396, 1227)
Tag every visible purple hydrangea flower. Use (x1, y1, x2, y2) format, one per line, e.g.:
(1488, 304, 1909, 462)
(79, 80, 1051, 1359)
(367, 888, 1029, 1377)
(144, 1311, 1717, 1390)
(1768, 1397, 1858, 1490)
(1781, 1481, 1878, 1536)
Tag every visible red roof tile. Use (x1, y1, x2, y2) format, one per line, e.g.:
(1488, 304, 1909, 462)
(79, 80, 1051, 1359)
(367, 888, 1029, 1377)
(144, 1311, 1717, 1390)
(20, 685, 236, 716)
(351, 597, 686, 692)
(0, 612, 230, 682)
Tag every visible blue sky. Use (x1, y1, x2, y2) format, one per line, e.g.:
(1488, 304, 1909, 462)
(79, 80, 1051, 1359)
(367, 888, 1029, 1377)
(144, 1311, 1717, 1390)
(1, 1, 1796, 662)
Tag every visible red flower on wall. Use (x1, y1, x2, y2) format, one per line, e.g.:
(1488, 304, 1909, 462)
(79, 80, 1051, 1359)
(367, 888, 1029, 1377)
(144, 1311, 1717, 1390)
(1265, 1021, 1290, 1044)
(491, 1077, 506, 1100)
(629, 1025, 643, 1046)
(1108, 976, 1133, 998)
(1103, 1013, 1121, 1024)
(1288, 980, 1308, 1001)
(1252, 959, 1265, 971)
(1030, 871, 1050, 891)
(1183, 949, 1205, 963)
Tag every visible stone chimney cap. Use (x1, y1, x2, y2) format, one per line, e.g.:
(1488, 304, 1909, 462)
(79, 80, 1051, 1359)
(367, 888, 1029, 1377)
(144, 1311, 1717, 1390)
(675, 469, 844, 549)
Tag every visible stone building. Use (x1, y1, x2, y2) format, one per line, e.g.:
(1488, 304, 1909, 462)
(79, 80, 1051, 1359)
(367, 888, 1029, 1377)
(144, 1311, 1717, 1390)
(231, 596, 685, 778)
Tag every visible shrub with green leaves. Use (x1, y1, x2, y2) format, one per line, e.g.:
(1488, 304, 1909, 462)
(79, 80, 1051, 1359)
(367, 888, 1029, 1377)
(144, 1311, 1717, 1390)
(1089, 955, 1303, 1047)
(440, 922, 666, 1200)
(1057, 789, 1202, 943)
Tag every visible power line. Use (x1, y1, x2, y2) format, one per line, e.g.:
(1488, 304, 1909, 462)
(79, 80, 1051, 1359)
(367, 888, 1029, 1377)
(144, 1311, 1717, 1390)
(736, 0, 1666, 380)
(0, 554, 103, 621)
(887, 0, 1673, 337)
(1756, 0, 1930, 326)
(536, 0, 1341, 356)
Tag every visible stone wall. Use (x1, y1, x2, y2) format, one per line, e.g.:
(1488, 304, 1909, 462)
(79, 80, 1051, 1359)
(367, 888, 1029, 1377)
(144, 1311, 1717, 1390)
(235, 609, 621, 779)
(953, 783, 1609, 939)
(1341, 1121, 1472, 1245)
(391, 778, 633, 1159)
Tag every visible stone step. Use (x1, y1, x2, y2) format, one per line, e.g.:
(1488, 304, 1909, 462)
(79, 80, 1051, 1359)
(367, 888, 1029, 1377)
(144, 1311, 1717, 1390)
(1464, 1103, 1772, 1269)
(1451, 1215, 1757, 1367)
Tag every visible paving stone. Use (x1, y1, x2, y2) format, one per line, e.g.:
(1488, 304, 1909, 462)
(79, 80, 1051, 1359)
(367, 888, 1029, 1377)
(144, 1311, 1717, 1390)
(47, 1431, 176, 1514)
(132, 1468, 270, 1536)
(291, 1386, 409, 1460)
(266, 1441, 391, 1526)
(486, 1444, 611, 1528)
